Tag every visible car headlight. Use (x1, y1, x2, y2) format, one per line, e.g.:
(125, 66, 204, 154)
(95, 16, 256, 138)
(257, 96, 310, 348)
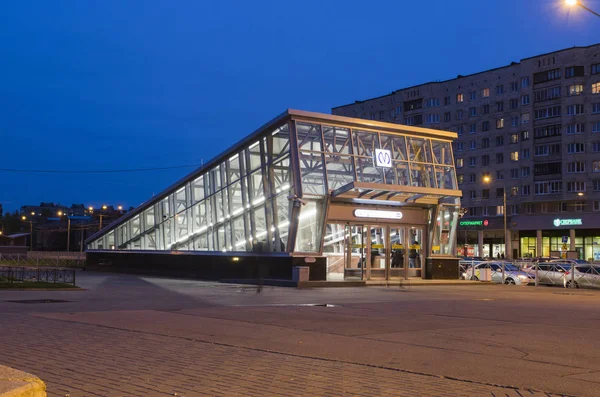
(518, 275, 528, 280)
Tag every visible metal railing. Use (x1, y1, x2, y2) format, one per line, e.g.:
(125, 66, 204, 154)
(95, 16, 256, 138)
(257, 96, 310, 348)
(0, 253, 85, 268)
(0, 266, 76, 286)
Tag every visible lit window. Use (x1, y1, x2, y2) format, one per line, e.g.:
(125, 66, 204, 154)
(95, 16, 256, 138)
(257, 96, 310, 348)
(593, 82, 600, 95)
(496, 118, 504, 129)
(568, 85, 584, 96)
(457, 93, 464, 103)
(511, 151, 519, 161)
(482, 88, 490, 98)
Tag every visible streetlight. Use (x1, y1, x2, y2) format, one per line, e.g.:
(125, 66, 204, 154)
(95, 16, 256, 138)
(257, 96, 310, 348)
(566, 0, 600, 18)
(99, 205, 108, 230)
(58, 211, 71, 251)
(483, 176, 507, 259)
(21, 216, 33, 252)
(117, 205, 123, 211)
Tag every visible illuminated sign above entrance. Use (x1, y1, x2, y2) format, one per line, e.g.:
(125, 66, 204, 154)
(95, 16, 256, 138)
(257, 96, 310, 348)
(459, 219, 489, 227)
(354, 209, 403, 220)
(553, 218, 582, 227)
(374, 149, 392, 168)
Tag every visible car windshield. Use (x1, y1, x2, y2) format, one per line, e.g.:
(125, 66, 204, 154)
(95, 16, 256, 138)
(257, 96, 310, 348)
(504, 264, 519, 271)
(575, 259, 590, 264)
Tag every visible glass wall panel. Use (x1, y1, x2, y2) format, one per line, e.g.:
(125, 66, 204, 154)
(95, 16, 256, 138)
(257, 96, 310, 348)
(323, 126, 352, 154)
(355, 157, 383, 183)
(380, 134, 408, 161)
(249, 170, 265, 203)
(275, 193, 291, 251)
(143, 232, 156, 250)
(224, 222, 232, 251)
(175, 210, 188, 241)
(193, 233, 208, 251)
(143, 207, 155, 231)
(271, 124, 290, 161)
(409, 164, 436, 188)
(163, 219, 172, 249)
(118, 224, 128, 248)
(325, 153, 355, 190)
(131, 215, 141, 238)
(161, 197, 171, 219)
(210, 166, 222, 193)
(352, 130, 379, 157)
(232, 216, 246, 251)
(192, 201, 206, 233)
(192, 175, 205, 203)
(432, 206, 459, 256)
(175, 187, 187, 213)
(227, 154, 242, 184)
(107, 231, 115, 249)
(294, 200, 325, 253)
(272, 157, 291, 193)
(435, 166, 457, 190)
(299, 151, 326, 195)
(296, 123, 323, 152)
(395, 162, 411, 185)
(431, 140, 453, 165)
(407, 137, 432, 163)
(247, 142, 262, 172)
(229, 180, 244, 217)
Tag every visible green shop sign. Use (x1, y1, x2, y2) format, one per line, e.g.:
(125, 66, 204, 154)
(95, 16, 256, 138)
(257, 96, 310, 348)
(553, 218, 583, 227)
(459, 219, 489, 227)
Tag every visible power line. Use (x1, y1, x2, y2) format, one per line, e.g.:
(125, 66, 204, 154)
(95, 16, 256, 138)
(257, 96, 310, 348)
(0, 164, 201, 174)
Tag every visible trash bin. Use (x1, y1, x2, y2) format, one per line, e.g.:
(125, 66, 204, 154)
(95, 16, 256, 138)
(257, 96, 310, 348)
(476, 268, 491, 282)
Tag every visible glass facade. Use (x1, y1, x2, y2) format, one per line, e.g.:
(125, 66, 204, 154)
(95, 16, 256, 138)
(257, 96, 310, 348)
(87, 110, 460, 260)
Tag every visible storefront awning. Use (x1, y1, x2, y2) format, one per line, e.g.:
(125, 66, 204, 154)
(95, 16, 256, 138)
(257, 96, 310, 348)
(331, 182, 461, 205)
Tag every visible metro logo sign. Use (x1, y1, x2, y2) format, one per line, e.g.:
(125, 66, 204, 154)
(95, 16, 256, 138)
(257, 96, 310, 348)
(374, 149, 392, 168)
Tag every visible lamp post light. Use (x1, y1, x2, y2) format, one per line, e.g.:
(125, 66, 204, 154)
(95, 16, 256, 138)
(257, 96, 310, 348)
(566, 0, 600, 18)
(483, 176, 508, 259)
(21, 216, 33, 252)
(99, 205, 108, 231)
(58, 211, 71, 251)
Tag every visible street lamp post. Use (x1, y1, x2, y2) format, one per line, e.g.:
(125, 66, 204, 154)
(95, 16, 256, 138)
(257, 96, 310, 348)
(58, 211, 71, 251)
(21, 216, 33, 252)
(483, 176, 508, 259)
(566, 0, 600, 18)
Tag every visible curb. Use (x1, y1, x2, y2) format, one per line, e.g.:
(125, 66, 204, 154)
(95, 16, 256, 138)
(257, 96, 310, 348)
(0, 365, 46, 397)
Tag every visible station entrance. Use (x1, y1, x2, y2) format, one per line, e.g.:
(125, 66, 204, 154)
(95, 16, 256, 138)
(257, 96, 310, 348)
(323, 223, 425, 281)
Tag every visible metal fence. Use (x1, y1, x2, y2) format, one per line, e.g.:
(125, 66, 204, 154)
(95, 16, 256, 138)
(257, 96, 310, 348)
(0, 266, 76, 286)
(459, 260, 600, 289)
(0, 253, 85, 268)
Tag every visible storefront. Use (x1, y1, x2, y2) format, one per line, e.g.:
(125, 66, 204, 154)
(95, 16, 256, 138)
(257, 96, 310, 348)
(86, 110, 462, 281)
(456, 217, 508, 259)
(512, 214, 600, 261)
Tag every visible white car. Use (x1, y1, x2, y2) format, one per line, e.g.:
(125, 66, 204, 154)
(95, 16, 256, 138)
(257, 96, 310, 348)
(563, 265, 600, 289)
(522, 262, 571, 287)
(465, 262, 535, 285)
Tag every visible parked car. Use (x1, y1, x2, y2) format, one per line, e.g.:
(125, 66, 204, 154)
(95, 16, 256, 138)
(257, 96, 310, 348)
(522, 262, 571, 286)
(563, 265, 600, 289)
(549, 259, 590, 265)
(465, 262, 535, 285)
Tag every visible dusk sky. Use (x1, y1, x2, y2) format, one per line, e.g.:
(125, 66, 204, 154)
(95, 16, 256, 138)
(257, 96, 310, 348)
(1, 0, 597, 212)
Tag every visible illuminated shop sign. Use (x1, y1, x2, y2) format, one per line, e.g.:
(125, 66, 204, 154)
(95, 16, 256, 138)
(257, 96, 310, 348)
(374, 149, 392, 168)
(354, 209, 403, 220)
(553, 218, 582, 227)
(459, 219, 489, 227)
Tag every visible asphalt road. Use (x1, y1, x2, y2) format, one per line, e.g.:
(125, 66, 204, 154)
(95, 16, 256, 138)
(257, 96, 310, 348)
(1, 271, 599, 396)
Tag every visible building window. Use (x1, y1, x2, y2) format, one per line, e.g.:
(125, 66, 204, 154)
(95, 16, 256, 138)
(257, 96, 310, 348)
(511, 133, 519, 143)
(455, 142, 464, 151)
(593, 121, 600, 133)
(511, 81, 519, 91)
(511, 151, 519, 161)
(425, 113, 440, 124)
(541, 203, 548, 213)
(496, 206, 504, 215)
(566, 123, 585, 134)
(593, 161, 600, 173)
(568, 84, 584, 96)
(482, 155, 490, 166)
(458, 174, 464, 184)
(522, 148, 530, 158)
(534, 124, 561, 139)
(567, 142, 585, 154)
(521, 130, 530, 140)
(469, 173, 476, 183)
(593, 103, 600, 114)
(534, 68, 561, 84)
(457, 93, 464, 103)
(510, 99, 518, 109)
(592, 82, 600, 95)
(567, 162, 586, 173)
(496, 101, 504, 112)
(495, 136, 504, 146)
(565, 66, 584, 78)
(444, 112, 451, 122)
(593, 64, 600, 75)
(497, 171, 504, 180)
(511, 187, 518, 196)
(521, 166, 530, 177)
(496, 153, 504, 164)
(482, 104, 490, 114)
(575, 201, 585, 212)
(567, 181, 586, 193)
(469, 157, 477, 167)
(534, 145, 549, 157)
(559, 202, 568, 212)
(481, 189, 490, 199)
(481, 137, 490, 148)
(522, 76, 530, 87)
(481, 121, 489, 132)
(470, 123, 477, 133)
(482, 88, 490, 98)
(535, 181, 562, 195)
(496, 118, 504, 129)
(594, 201, 600, 212)
(521, 113, 530, 124)
(535, 86, 561, 102)
(425, 98, 440, 107)
(444, 96, 451, 106)
(496, 85, 504, 95)
(456, 158, 464, 168)
(534, 106, 561, 120)
(456, 110, 463, 120)
(511, 116, 519, 127)
(469, 107, 477, 117)
(510, 168, 519, 179)
(469, 190, 476, 199)
(521, 95, 530, 105)
(566, 104, 585, 115)
(595, 180, 600, 191)
(457, 126, 464, 135)
(522, 185, 531, 196)
(469, 140, 476, 150)
(469, 91, 477, 101)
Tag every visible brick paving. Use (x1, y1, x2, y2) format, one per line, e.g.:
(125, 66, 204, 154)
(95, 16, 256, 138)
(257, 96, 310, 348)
(0, 314, 567, 397)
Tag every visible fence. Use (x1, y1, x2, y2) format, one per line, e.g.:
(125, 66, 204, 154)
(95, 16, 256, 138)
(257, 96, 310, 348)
(0, 266, 76, 286)
(458, 260, 600, 289)
(27, 251, 86, 261)
(0, 253, 85, 268)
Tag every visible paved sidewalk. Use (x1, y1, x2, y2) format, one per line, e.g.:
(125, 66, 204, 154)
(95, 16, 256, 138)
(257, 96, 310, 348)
(0, 314, 567, 397)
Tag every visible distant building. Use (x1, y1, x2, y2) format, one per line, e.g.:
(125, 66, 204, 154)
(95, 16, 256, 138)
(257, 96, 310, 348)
(333, 43, 600, 261)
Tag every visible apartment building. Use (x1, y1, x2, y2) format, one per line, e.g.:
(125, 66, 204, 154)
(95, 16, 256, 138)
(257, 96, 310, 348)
(332, 43, 600, 260)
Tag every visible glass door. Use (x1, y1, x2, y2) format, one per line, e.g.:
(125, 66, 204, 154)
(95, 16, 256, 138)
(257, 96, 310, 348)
(369, 225, 388, 279)
(407, 227, 424, 278)
(345, 225, 366, 280)
(390, 226, 407, 279)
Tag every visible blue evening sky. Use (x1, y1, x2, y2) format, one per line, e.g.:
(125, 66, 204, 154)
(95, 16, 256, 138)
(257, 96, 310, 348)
(0, 0, 597, 212)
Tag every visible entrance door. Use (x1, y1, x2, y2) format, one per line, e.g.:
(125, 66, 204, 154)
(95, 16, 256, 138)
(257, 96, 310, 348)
(390, 226, 407, 279)
(368, 225, 388, 279)
(407, 227, 424, 278)
(345, 225, 366, 280)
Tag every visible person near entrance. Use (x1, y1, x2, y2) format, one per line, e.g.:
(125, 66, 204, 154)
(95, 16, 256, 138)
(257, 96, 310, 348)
(391, 248, 404, 268)
(409, 241, 420, 268)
